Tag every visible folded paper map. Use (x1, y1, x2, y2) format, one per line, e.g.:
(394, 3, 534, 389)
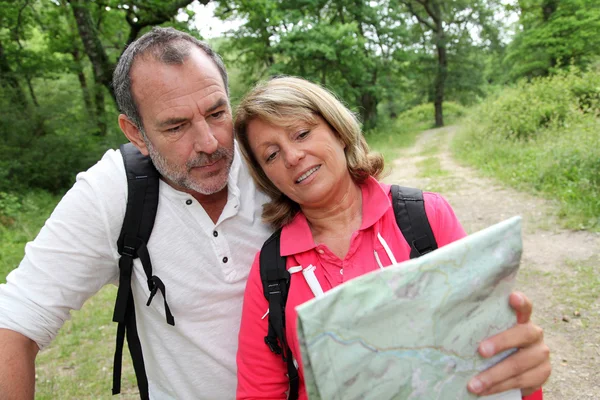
(296, 216, 523, 400)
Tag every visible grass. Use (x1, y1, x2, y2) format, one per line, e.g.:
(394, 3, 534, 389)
(557, 256, 600, 314)
(453, 118, 600, 231)
(366, 120, 428, 163)
(452, 69, 600, 231)
(1, 191, 138, 398)
(367, 101, 466, 165)
(416, 157, 448, 178)
(0, 191, 61, 280)
(35, 286, 138, 399)
(520, 255, 599, 332)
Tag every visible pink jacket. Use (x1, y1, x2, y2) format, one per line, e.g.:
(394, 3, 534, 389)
(236, 177, 542, 400)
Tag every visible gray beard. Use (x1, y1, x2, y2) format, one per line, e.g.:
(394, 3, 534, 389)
(143, 137, 234, 195)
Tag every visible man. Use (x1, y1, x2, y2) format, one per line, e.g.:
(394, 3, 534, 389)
(0, 27, 549, 399)
(0, 27, 272, 399)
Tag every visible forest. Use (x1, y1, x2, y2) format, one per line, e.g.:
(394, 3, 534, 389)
(0, 0, 597, 192)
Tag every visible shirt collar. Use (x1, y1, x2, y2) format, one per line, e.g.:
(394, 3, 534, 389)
(280, 176, 390, 256)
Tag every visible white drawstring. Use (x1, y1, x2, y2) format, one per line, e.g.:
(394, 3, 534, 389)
(376, 232, 398, 266)
(302, 264, 324, 298)
(374, 250, 385, 270)
(260, 265, 304, 320)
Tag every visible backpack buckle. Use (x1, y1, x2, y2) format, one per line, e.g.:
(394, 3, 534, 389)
(122, 244, 136, 258)
(264, 336, 282, 354)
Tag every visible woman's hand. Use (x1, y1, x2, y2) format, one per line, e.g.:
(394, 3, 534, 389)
(467, 292, 551, 396)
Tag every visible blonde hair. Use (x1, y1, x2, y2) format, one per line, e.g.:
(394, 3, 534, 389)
(235, 76, 384, 228)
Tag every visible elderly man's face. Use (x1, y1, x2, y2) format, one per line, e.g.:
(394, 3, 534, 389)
(128, 47, 234, 196)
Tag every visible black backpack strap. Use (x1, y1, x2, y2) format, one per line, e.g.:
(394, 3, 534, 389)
(112, 143, 173, 399)
(259, 229, 299, 400)
(391, 185, 438, 259)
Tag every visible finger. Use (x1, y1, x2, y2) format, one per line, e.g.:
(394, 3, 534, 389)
(480, 359, 552, 396)
(468, 342, 550, 395)
(478, 322, 543, 358)
(509, 291, 532, 324)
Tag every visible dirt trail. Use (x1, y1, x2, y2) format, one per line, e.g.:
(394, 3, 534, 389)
(384, 126, 600, 399)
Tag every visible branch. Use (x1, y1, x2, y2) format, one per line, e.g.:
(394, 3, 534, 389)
(124, 0, 203, 46)
(402, 1, 435, 31)
(414, 0, 440, 25)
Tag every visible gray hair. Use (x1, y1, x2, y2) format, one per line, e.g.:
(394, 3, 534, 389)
(113, 27, 229, 131)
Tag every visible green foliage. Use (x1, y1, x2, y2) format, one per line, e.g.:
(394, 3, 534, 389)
(216, 0, 496, 128)
(365, 102, 465, 163)
(453, 68, 600, 230)
(0, 192, 21, 227)
(0, 191, 60, 281)
(468, 68, 600, 140)
(395, 102, 467, 126)
(0, 0, 200, 194)
(505, 0, 600, 79)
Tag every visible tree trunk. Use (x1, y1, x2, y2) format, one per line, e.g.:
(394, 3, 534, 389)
(69, 0, 116, 102)
(93, 81, 107, 136)
(25, 78, 39, 107)
(541, 0, 559, 21)
(360, 91, 378, 130)
(71, 47, 94, 114)
(0, 40, 28, 109)
(433, 23, 447, 127)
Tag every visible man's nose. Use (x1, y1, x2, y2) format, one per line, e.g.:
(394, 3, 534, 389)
(192, 120, 218, 154)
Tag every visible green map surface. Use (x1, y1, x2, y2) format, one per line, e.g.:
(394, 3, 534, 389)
(296, 217, 523, 400)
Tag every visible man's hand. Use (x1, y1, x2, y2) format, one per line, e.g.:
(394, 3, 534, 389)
(0, 328, 39, 400)
(467, 292, 551, 396)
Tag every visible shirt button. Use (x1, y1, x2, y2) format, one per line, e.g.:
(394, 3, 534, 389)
(340, 269, 344, 275)
(222, 256, 228, 263)
(185, 199, 192, 205)
(317, 249, 324, 254)
(213, 231, 218, 237)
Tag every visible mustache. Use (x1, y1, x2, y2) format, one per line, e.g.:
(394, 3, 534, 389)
(186, 147, 232, 169)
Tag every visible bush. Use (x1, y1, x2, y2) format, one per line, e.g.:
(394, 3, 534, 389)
(0, 74, 124, 194)
(453, 68, 600, 230)
(474, 68, 600, 141)
(397, 102, 467, 127)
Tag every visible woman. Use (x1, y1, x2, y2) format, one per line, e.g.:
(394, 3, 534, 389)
(234, 77, 548, 399)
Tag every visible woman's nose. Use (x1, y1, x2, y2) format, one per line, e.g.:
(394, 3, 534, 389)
(283, 147, 305, 168)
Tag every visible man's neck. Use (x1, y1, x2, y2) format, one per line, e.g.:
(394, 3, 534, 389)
(192, 188, 228, 224)
(162, 177, 229, 224)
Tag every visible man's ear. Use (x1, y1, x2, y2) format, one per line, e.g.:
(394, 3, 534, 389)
(119, 114, 149, 156)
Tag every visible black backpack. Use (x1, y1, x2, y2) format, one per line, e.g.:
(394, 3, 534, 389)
(259, 184, 438, 400)
(112, 143, 174, 399)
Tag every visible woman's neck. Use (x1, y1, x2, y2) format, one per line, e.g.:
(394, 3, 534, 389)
(303, 180, 363, 256)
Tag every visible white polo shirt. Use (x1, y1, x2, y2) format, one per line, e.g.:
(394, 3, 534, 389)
(0, 142, 273, 399)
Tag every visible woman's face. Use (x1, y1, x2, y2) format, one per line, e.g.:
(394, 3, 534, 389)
(247, 116, 351, 208)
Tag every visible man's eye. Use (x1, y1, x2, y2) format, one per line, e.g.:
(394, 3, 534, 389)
(167, 125, 183, 133)
(211, 111, 225, 119)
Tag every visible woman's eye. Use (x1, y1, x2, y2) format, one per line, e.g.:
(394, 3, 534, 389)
(266, 151, 278, 163)
(297, 130, 310, 139)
